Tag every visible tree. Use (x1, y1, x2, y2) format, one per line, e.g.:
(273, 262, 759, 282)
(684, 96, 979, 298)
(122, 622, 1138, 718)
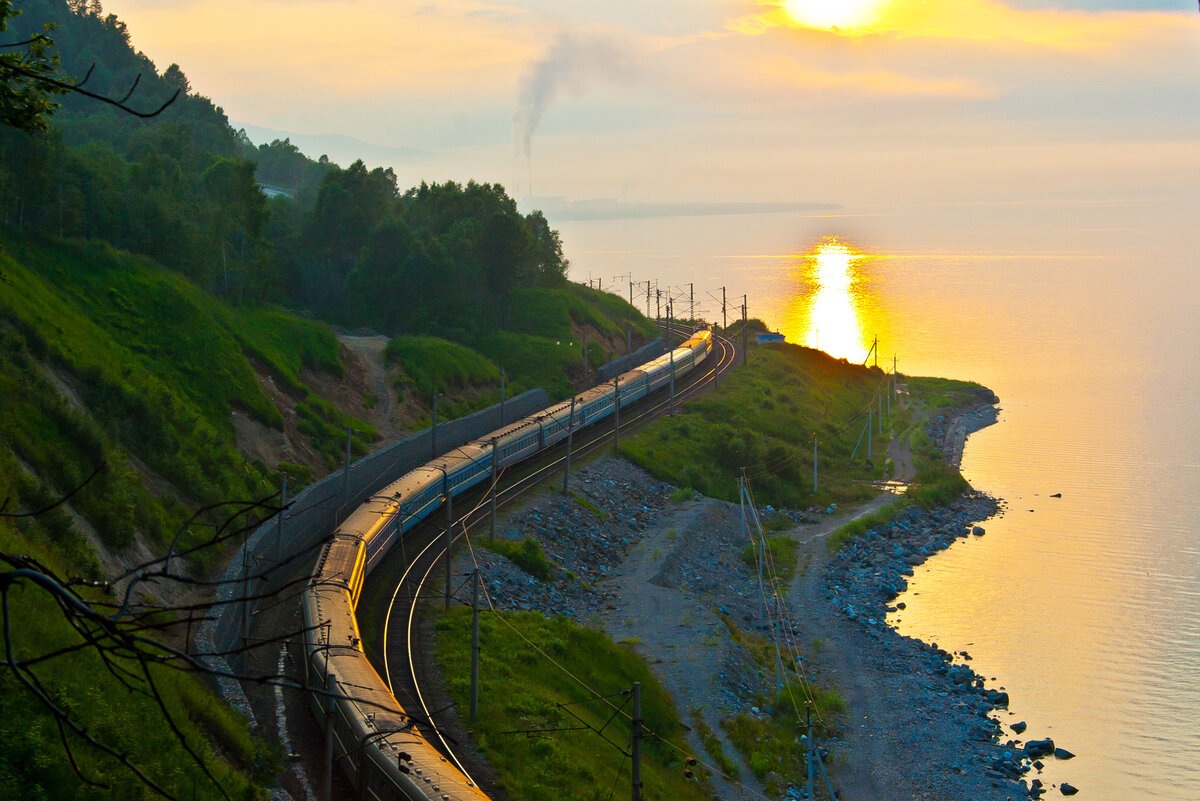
(0, 0, 177, 135)
(162, 62, 190, 95)
(0, 0, 66, 132)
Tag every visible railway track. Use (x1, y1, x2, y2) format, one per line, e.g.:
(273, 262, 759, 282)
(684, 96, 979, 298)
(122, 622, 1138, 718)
(363, 329, 739, 791)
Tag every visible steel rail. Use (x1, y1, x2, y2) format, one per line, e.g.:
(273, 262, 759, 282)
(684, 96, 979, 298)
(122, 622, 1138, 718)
(380, 329, 737, 784)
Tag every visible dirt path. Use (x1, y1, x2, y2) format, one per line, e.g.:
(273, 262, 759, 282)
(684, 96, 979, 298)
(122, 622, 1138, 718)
(600, 500, 768, 801)
(433, 410, 1017, 801)
(338, 334, 405, 441)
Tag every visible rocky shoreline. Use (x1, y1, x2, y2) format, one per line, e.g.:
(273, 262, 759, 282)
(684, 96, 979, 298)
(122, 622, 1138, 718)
(824, 490, 1077, 798)
(449, 402, 1077, 800)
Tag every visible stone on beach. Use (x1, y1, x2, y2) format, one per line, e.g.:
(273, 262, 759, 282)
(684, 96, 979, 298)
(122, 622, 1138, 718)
(1024, 738, 1056, 758)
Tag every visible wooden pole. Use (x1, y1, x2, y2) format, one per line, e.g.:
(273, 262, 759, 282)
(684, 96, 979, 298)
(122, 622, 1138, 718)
(562, 396, 576, 494)
(470, 570, 480, 722)
(613, 377, 621, 451)
(631, 682, 642, 801)
(490, 441, 498, 542)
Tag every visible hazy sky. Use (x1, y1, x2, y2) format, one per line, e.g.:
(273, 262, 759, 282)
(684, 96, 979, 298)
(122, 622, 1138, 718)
(104, 0, 1200, 209)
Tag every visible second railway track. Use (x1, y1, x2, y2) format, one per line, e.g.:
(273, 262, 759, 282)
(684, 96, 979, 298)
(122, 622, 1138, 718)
(363, 328, 739, 793)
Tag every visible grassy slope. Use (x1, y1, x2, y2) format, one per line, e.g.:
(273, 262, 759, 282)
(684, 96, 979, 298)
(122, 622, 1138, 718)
(825, 373, 991, 550)
(0, 237, 376, 544)
(621, 342, 896, 509)
(0, 521, 270, 801)
(435, 610, 713, 801)
(386, 284, 658, 409)
(0, 237, 379, 798)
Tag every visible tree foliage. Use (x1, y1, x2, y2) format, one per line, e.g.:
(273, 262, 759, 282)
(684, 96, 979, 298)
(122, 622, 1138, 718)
(0, 0, 66, 132)
(1, 0, 571, 335)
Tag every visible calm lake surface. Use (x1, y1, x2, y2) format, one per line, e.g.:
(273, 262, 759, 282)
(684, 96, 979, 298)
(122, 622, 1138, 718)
(558, 200, 1200, 799)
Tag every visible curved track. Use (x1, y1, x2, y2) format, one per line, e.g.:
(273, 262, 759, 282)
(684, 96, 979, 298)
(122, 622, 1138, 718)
(371, 329, 739, 788)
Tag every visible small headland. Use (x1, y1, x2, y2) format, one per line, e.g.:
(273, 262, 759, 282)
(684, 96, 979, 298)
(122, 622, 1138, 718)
(424, 342, 1070, 800)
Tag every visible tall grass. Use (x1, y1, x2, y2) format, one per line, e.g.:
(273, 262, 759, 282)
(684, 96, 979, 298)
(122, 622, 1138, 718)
(0, 521, 271, 801)
(621, 343, 891, 509)
(434, 610, 713, 800)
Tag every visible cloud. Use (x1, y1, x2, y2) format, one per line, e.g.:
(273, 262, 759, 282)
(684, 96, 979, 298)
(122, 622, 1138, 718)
(733, 0, 1195, 50)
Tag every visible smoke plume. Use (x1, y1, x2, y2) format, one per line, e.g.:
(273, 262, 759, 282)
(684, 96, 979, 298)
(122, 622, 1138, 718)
(513, 31, 635, 161)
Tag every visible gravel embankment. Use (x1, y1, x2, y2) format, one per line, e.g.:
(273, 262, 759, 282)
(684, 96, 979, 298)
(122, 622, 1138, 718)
(452, 409, 1073, 800)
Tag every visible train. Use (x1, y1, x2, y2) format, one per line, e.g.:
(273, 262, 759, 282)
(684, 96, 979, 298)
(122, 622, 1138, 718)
(300, 326, 714, 801)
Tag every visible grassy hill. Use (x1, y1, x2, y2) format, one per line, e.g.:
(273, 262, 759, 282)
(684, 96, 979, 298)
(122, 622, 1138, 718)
(0, 230, 656, 798)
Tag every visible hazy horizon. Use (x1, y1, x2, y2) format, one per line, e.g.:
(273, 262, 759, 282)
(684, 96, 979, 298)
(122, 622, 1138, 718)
(106, 0, 1199, 216)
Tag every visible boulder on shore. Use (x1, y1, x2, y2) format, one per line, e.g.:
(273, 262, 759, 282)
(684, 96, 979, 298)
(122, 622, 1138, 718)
(1024, 738, 1056, 758)
(1060, 782, 1079, 795)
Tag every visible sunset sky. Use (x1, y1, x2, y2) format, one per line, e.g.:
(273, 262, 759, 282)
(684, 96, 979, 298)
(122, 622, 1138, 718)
(102, 0, 1200, 210)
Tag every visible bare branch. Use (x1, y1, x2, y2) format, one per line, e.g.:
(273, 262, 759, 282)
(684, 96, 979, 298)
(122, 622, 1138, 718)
(3, 62, 179, 118)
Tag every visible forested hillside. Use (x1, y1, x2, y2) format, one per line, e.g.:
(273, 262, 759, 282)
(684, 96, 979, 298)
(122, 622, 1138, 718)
(3, 0, 572, 330)
(0, 2, 655, 796)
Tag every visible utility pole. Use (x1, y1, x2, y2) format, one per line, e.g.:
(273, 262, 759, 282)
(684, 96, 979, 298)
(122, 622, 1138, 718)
(689, 281, 694, 323)
(867, 404, 873, 461)
(656, 289, 662, 338)
(343, 426, 353, 511)
(443, 468, 453, 609)
(631, 682, 643, 801)
(489, 440, 498, 541)
(470, 570, 480, 722)
(500, 367, 506, 426)
(668, 297, 676, 414)
(645, 280, 652, 317)
(431, 390, 439, 458)
(813, 436, 818, 494)
(741, 296, 748, 366)
(806, 702, 815, 801)
(276, 473, 287, 554)
(322, 651, 335, 801)
(626, 322, 632, 357)
(562, 395, 577, 493)
(722, 286, 727, 331)
(878, 383, 883, 435)
(613, 377, 621, 451)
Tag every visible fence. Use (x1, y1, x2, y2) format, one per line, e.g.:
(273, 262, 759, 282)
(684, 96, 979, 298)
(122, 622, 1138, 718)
(595, 337, 665, 383)
(199, 339, 658, 727)
(195, 388, 548, 723)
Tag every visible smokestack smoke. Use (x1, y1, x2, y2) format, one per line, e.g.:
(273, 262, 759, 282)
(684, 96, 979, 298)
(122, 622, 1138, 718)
(514, 31, 634, 163)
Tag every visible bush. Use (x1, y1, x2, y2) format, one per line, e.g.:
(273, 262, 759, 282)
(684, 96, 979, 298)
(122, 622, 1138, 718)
(483, 536, 555, 581)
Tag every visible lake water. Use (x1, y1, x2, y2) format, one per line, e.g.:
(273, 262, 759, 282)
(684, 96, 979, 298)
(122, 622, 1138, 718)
(557, 200, 1200, 799)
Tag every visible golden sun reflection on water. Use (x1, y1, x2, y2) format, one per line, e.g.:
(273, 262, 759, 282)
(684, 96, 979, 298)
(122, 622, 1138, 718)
(783, 237, 878, 363)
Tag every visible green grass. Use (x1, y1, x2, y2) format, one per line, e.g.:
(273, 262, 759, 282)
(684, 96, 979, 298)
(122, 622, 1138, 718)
(0, 236, 374, 554)
(621, 343, 892, 509)
(482, 536, 556, 581)
(905, 375, 988, 409)
(826, 502, 906, 553)
(385, 334, 500, 394)
(471, 330, 585, 400)
(570, 492, 608, 519)
(221, 306, 342, 394)
(690, 709, 740, 780)
(434, 610, 713, 801)
(904, 427, 969, 508)
(720, 682, 845, 797)
(0, 520, 271, 801)
(508, 284, 656, 344)
(669, 486, 694, 503)
(741, 535, 801, 585)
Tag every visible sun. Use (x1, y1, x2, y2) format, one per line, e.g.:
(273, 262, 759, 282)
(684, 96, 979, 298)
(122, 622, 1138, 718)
(782, 0, 883, 29)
